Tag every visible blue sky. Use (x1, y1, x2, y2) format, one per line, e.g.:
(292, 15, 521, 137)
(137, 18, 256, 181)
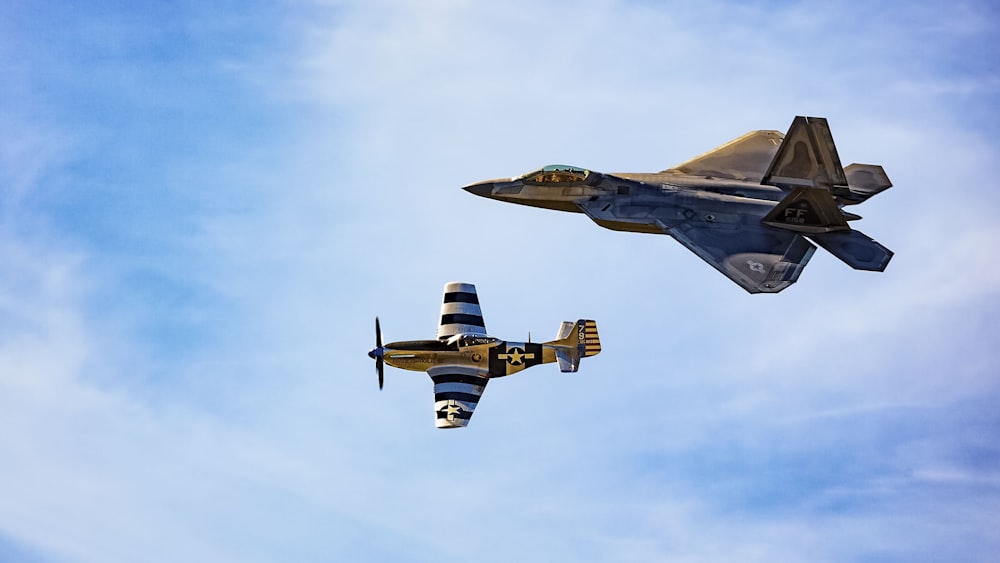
(1, 0, 998, 561)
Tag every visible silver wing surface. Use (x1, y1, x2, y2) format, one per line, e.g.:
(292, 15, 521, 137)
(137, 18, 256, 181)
(665, 221, 817, 293)
(436, 282, 487, 340)
(664, 130, 784, 182)
(429, 365, 489, 429)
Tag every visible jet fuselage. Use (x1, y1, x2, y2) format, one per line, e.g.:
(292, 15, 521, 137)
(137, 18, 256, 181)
(464, 172, 789, 235)
(462, 117, 896, 294)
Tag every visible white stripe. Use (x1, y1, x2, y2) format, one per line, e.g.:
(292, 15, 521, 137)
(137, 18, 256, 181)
(443, 281, 476, 294)
(439, 301, 483, 316)
(434, 399, 478, 411)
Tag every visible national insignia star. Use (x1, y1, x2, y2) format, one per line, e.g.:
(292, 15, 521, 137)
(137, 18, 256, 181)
(439, 400, 463, 421)
(507, 348, 524, 365)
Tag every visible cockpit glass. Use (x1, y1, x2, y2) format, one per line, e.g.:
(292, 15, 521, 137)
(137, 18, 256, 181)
(517, 164, 589, 185)
(454, 334, 499, 348)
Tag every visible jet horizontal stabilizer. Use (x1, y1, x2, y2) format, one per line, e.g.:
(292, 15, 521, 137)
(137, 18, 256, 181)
(808, 230, 893, 271)
(836, 163, 893, 205)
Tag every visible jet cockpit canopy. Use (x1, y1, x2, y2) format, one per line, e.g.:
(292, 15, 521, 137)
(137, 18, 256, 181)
(517, 164, 590, 185)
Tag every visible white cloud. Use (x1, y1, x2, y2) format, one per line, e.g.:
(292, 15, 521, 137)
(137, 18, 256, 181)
(1, 0, 999, 561)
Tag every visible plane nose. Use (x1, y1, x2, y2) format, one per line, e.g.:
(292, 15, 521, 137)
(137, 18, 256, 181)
(463, 181, 496, 198)
(368, 347, 382, 360)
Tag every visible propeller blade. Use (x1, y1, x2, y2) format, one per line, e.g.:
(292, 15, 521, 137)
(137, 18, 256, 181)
(375, 316, 382, 348)
(377, 357, 384, 390)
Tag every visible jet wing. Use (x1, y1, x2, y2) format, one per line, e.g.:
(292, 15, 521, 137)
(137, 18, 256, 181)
(436, 282, 487, 340)
(663, 220, 817, 293)
(663, 130, 784, 182)
(429, 365, 489, 429)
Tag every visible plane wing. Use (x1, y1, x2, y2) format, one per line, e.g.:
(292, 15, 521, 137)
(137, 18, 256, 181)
(663, 129, 784, 182)
(429, 365, 489, 428)
(437, 282, 487, 340)
(661, 218, 817, 293)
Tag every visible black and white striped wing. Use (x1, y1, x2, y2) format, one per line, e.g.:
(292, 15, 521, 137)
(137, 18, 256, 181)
(436, 282, 486, 340)
(429, 365, 489, 429)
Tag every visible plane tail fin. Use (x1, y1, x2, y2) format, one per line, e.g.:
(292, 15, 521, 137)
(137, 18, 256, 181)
(762, 186, 851, 234)
(763, 116, 847, 189)
(547, 320, 600, 373)
(760, 118, 894, 271)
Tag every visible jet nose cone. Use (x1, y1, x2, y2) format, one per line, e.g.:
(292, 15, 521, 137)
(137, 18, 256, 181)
(463, 181, 496, 198)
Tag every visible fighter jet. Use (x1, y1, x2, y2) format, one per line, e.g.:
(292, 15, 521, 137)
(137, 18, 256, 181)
(368, 282, 601, 428)
(464, 116, 893, 293)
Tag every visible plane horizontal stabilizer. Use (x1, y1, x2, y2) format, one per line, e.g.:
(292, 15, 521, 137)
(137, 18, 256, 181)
(555, 349, 581, 373)
(808, 230, 893, 271)
(837, 163, 893, 205)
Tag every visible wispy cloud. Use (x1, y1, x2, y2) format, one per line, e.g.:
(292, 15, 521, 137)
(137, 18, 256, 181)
(1, 0, 998, 561)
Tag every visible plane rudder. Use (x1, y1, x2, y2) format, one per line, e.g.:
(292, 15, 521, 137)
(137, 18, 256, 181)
(578, 319, 601, 357)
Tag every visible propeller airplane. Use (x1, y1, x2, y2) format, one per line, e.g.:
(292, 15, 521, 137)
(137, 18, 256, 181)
(368, 282, 601, 428)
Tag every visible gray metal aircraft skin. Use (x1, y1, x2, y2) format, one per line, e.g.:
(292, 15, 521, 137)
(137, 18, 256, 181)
(464, 116, 894, 293)
(368, 282, 601, 428)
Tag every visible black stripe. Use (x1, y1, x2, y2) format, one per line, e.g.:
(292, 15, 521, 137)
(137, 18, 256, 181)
(444, 291, 479, 304)
(441, 314, 485, 326)
(388, 340, 457, 352)
(435, 391, 482, 403)
(437, 410, 473, 420)
(431, 373, 489, 385)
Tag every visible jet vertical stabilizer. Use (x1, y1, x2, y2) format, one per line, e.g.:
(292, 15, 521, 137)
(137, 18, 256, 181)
(762, 187, 851, 233)
(763, 116, 847, 189)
